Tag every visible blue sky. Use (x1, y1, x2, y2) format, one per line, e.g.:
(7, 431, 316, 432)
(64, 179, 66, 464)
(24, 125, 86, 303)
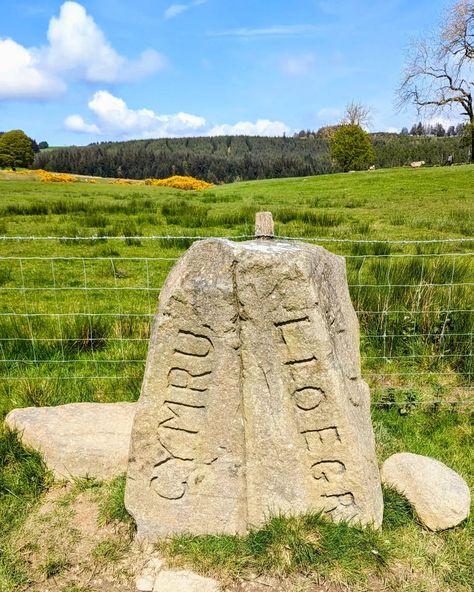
(0, 0, 454, 145)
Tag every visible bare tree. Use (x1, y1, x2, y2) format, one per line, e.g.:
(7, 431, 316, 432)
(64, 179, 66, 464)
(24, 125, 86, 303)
(341, 101, 372, 128)
(441, 0, 474, 60)
(398, 0, 474, 163)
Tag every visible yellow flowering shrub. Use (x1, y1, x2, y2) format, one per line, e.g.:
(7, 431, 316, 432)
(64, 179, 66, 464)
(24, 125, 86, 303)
(110, 178, 141, 185)
(36, 169, 78, 183)
(145, 176, 212, 190)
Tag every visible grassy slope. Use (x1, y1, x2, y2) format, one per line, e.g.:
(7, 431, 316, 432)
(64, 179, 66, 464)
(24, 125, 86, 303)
(0, 166, 473, 241)
(211, 166, 474, 240)
(0, 166, 473, 591)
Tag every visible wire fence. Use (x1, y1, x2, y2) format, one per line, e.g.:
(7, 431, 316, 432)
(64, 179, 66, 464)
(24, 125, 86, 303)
(0, 235, 472, 409)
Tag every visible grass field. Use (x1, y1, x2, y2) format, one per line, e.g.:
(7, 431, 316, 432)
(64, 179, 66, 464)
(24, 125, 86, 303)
(0, 165, 473, 591)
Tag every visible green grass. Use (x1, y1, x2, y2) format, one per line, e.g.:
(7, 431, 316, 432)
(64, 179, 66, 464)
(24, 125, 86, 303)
(91, 538, 129, 564)
(0, 166, 471, 412)
(0, 166, 472, 591)
(0, 427, 51, 535)
(0, 426, 51, 591)
(97, 475, 134, 527)
(161, 512, 389, 580)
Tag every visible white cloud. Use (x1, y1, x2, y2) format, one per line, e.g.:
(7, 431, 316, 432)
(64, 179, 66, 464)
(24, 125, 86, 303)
(164, 4, 188, 18)
(164, 0, 207, 19)
(65, 90, 207, 138)
(44, 2, 166, 83)
(64, 114, 100, 134)
(208, 119, 290, 137)
(0, 38, 65, 100)
(386, 126, 399, 133)
(0, 2, 165, 100)
(281, 53, 316, 76)
(209, 25, 321, 37)
(65, 91, 291, 139)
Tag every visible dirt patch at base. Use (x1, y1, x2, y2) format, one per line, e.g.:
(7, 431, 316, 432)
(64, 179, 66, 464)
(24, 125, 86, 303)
(13, 484, 144, 592)
(10, 484, 418, 592)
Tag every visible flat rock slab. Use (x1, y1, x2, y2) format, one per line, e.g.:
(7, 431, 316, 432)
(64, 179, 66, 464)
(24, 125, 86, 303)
(5, 402, 136, 480)
(153, 570, 220, 592)
(381, 452, 470, 531)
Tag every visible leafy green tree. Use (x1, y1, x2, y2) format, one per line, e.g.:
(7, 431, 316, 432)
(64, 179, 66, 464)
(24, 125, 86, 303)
(0, 130, 34, 169)
(330, 125, 376, 171)
(0, 153, 13, 168)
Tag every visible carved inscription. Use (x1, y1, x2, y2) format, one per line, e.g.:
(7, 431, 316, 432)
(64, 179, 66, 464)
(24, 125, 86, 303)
(150, 330, 214, 500)
(302, 426, 341, 452)
(294, 386, 325, 411)
(321, 492, 355, 514)
(312, 460, 346, 482)
(275, 316, 356, 516)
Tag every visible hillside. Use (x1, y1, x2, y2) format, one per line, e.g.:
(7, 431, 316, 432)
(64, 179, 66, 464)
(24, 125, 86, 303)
(33, 133, 469, 183)
(0, 166, 472, 592)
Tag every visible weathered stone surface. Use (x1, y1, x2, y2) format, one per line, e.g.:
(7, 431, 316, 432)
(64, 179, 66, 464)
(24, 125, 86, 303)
(255, 211, 275, 237)
(136, 574, 155, 592)
(135, 556, 165, 591)
(125, 239, 383, 539)
(381, 452, 470, 531)
(153, 570, 220, 592)
(5, 402, 136, 480)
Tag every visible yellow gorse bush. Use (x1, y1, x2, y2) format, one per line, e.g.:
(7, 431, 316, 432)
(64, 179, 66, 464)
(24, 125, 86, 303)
(145, 175, 212, 190)
(8, 170, 212, 188)
(108, 175, 212, 189)
(110, 178, 142, 185)
(36, 169, 78, 183)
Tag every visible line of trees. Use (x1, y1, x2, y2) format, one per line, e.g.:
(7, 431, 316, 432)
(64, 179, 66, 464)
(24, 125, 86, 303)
(401, 122, 467, 136)
(33, 132, 469, 183)
(293, 121, 468, 139)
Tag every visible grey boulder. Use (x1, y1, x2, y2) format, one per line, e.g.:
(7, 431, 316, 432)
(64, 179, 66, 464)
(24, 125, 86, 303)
(381, 452, 470, 531)
(5, 402, 136, 480)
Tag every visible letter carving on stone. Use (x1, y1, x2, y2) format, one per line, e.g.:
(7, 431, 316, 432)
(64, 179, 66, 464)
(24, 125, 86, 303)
(125, 238, 384, 540)
(274, 315, 357, 519)
(150, 330, 214, 500)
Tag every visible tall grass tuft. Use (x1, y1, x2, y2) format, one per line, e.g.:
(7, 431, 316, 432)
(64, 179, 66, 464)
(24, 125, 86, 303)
(347, 253, 473, 374)
(161, 200, 210, 227)
(0, 427, 50, 534)
(98, 475, 134, 527)
(276, 208, 343, 227)
(65, 316, 109, 353)
(161, 513, 388, 579)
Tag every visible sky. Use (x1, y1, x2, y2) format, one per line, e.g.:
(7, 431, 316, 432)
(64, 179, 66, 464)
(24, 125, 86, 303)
(0, 0, 456, 145)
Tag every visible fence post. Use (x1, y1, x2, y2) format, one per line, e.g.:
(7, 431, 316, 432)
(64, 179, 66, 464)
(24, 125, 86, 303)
(255, 211, 274, 239)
